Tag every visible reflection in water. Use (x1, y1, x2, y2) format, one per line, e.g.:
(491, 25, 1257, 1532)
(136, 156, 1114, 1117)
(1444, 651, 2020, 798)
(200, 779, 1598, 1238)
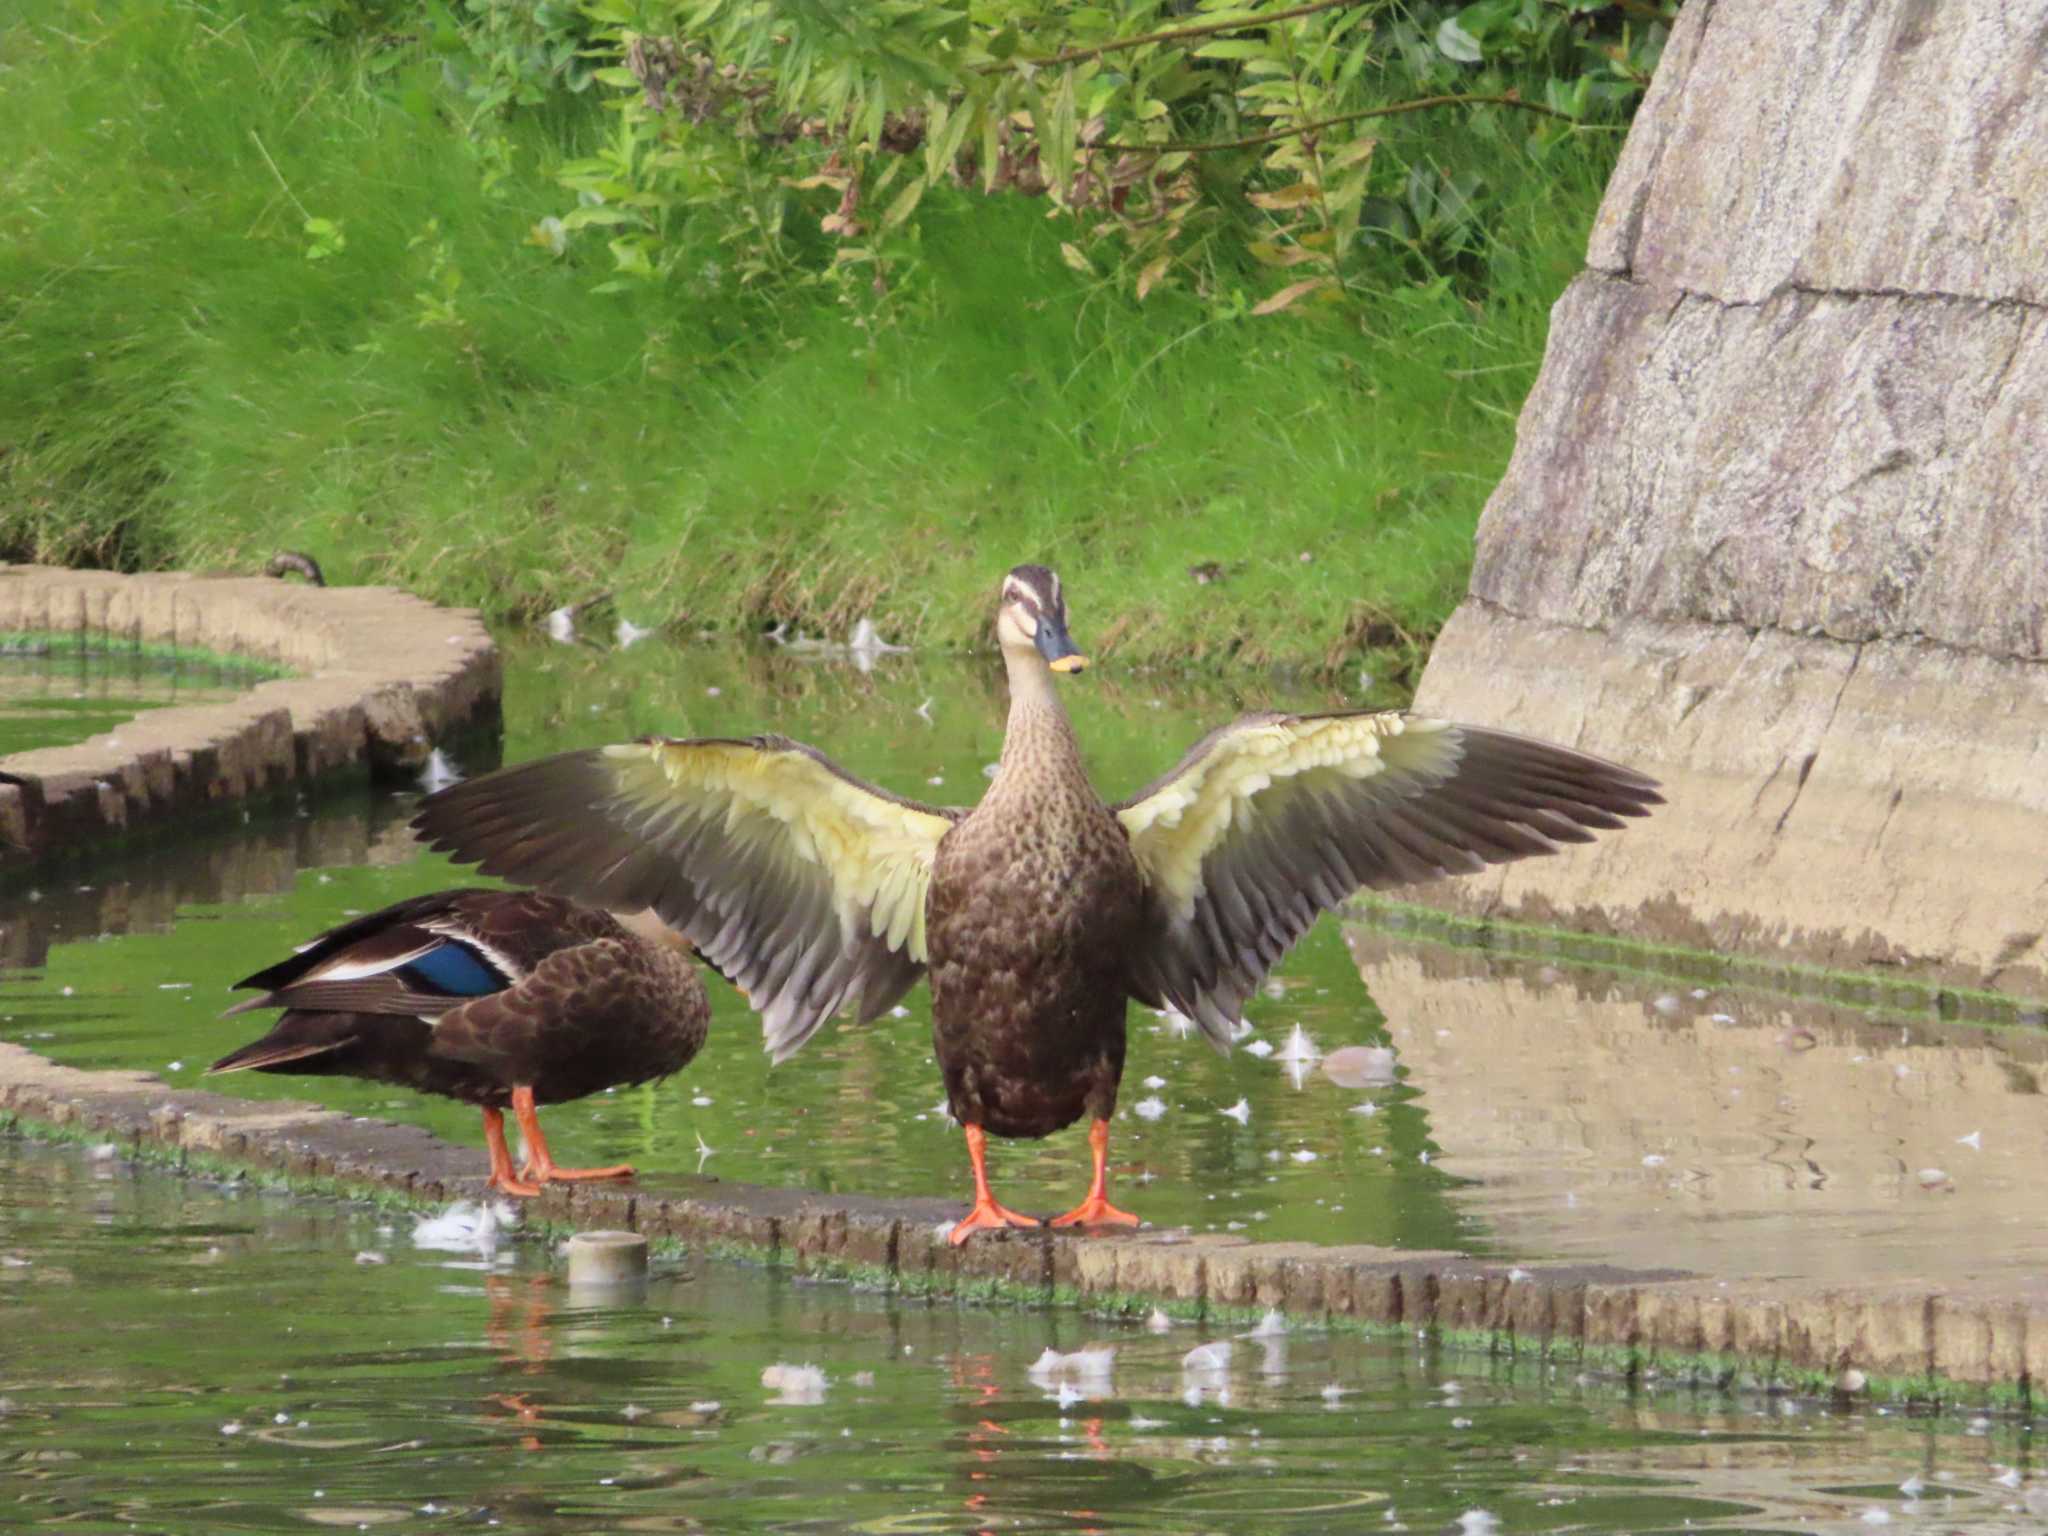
(0, 650, 269, 758)
(0, 785, 418, 971)
(1350, 928, 2048, 1283)
(4, 1139, 2048, 1533)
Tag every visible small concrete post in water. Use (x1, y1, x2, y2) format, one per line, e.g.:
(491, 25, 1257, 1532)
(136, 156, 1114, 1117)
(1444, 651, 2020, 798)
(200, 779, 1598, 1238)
(566, 1229, 648, 1289)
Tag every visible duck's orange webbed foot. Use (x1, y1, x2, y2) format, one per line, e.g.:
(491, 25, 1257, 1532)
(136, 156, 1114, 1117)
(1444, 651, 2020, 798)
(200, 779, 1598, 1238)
(482, 1106, 544, 1198)
(1049, 1117, 1141, 1230)
(948, 1196, 1043, 1247)
(1049, 1192, 1140, 1230)
(509, 1085, 635, 1186)
(949, 1122, 1042, 1246)
(520, 1159, 636, 1184)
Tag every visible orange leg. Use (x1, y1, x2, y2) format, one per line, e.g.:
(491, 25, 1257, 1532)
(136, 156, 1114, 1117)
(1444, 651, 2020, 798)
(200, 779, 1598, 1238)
(948, 1124, 1042, 1246)
(482, 1106, 542, 1198)
(511, 1085, 634, 1184)
(1050, 1118, 1141, 1230)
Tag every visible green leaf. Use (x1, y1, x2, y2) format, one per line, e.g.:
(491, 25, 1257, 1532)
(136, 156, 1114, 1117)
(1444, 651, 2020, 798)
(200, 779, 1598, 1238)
(1435, 18, 1484, 64)
(609, 237, 654, 277)
(1045, 70, 1077, 204)
(1251, 276, 1336, 315)
(880, 176, 926, 231)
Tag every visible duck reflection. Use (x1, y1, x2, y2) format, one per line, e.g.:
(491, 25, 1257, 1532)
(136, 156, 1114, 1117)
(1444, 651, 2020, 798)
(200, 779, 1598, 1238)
(482, 1273, 556, 1452)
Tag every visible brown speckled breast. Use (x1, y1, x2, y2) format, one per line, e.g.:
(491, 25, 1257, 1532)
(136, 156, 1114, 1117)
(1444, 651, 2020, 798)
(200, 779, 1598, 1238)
(926, 771, 1143, 1140)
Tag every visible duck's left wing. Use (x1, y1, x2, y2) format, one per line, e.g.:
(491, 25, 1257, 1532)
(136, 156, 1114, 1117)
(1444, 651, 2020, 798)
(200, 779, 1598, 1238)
(412, 736, 961, 1061)
(1114, 711, 1661, 1050)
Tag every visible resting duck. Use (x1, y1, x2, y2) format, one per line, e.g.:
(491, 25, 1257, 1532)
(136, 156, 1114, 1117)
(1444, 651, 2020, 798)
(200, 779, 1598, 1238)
(209, 889, 708, 1196)
(412, 565, 1660, 1241)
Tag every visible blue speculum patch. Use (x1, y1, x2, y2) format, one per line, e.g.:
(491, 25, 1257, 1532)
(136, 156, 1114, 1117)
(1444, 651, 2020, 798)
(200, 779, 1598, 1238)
(403, 940, 505, 998)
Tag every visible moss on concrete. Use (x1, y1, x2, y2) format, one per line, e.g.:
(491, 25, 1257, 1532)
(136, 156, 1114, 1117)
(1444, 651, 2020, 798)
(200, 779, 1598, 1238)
(1351, 897, 2046, 1028)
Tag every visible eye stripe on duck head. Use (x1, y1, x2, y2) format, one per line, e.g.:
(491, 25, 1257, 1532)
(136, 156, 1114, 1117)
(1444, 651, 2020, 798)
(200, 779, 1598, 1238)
(1001, 563, 1065, 622)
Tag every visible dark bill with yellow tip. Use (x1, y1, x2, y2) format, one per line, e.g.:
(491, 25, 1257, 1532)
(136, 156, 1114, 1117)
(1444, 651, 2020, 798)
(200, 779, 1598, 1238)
(1035, 611, 1088, 673)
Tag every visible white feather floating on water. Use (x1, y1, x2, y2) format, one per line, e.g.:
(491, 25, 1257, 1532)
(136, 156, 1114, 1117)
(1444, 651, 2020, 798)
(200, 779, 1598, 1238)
(1027, 1345, 1116, 1397)
(1321, 1045, 1398, 1089)
(416, 748, 462, 793)
(1180, 1341, 1233, 1406)
(410, 1199, 517, 1255)
(846, 617, 911, 675)
(761, 1363, 830, 1406)
(1276, 1024, 1320, 1064)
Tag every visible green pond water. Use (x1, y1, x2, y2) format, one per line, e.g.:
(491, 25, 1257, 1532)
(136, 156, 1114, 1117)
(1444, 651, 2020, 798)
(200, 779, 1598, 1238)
(4, 1136, 2041, 1535)
(0, 650, 266, 756)
(8, 635, 2048, 1288)
(0, 637, 1474, 1251)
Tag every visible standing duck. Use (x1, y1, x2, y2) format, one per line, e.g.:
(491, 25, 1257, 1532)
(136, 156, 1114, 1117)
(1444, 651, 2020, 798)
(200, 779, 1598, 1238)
(209, 889, 709, 1196)
(412, 565, 1660, 1241)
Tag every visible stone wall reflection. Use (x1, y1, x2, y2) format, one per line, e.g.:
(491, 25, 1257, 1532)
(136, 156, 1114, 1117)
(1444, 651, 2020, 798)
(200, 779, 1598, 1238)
(1347, 928, 2048, 1284)
(0, 792, 420, 970)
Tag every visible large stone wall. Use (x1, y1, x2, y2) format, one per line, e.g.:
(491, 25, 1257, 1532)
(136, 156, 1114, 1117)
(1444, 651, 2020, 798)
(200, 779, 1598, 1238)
(1411, 0, 2048, 993)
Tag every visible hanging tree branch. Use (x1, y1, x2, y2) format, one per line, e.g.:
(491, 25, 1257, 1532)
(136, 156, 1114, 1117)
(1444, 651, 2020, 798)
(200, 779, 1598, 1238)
(977, 0, 1362, 74)
(1112, 93, 1569, 155)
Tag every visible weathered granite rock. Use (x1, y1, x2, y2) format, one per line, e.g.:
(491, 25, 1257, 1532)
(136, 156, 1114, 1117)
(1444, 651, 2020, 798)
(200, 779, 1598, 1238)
(1412, 0, 2048, 993)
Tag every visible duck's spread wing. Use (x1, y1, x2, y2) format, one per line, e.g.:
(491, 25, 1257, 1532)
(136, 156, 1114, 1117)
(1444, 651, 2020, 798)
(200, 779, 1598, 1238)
(412, 736, 961, 1062)
(1114, 711, 1661, 1050)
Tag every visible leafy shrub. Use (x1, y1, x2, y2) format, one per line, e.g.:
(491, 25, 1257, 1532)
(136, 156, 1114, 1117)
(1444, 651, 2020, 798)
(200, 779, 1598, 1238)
(509, 0, 1675, 312)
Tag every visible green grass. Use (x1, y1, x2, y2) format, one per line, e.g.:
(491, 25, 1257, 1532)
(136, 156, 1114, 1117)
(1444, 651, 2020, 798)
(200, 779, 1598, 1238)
(0, 1, 1616, 677)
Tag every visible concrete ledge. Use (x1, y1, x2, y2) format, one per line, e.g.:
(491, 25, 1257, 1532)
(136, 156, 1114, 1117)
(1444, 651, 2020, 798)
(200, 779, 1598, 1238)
(5, 1037, 2040, 1407)
(0, 566, 500, 863)
(1411, 602, 2048, 999)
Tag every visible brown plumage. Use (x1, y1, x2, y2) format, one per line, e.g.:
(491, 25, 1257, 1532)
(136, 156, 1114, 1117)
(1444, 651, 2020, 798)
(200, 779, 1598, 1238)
(412, 564, 1661, 1239)
(209, 889, 709, 1197)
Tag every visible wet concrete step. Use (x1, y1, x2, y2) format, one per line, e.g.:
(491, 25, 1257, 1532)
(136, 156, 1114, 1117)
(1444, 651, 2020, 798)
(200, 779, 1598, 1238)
(3, 1037, 2039, 1410)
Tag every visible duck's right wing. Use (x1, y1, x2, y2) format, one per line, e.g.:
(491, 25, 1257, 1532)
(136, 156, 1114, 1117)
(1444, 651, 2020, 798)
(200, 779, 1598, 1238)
(1114, 711, 1661, 1049)
(412, 736, 961, 1061)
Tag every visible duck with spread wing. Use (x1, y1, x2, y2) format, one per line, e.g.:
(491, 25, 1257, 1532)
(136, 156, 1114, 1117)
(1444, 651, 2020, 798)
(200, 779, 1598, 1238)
(413, 565, 1660, 1243)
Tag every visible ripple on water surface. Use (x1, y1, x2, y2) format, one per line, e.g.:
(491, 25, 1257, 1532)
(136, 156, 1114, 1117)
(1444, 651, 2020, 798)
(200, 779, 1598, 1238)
(3, 1138, 2043, 1535)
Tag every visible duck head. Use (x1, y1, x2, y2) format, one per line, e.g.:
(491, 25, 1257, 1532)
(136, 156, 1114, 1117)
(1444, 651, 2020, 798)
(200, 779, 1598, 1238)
(996, 564, 1087, 674)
